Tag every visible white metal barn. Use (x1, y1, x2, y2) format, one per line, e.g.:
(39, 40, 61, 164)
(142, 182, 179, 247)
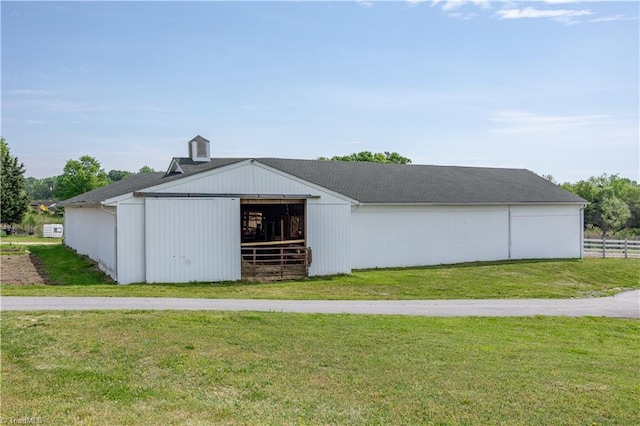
(60, 136, 587, 284)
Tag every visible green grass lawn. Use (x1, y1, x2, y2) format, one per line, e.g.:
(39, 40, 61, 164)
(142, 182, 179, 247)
(1, 244, 638, 299)
(1, 236, 62, 244)
(0, 244, 29, 256)
(1, 312, 638, 425)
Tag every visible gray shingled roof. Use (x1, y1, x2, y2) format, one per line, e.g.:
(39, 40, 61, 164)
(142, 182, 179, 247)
(60, 157, 585, 206)
(257, 159, 586, 204)
(59, 158, 244, 206)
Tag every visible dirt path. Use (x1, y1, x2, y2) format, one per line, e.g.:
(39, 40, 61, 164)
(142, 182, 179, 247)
(0, 254, 47, 285)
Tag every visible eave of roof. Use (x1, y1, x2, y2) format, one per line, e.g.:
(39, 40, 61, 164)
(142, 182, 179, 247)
(59, 157, 586, 206)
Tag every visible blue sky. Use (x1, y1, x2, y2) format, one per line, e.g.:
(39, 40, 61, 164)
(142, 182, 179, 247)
(2, 0, 638, 182)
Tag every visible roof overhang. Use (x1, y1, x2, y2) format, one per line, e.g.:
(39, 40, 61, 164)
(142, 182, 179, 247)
(355, 201, 589, 207)
(134, 192, 320, 199)
(58, 200, 100, 208)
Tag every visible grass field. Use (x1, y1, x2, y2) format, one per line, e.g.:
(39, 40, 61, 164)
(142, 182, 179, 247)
(3, 246, 638, 424)
(1, 312, 638, 425)
(1, 236, 62, 244)
(0, 244, 29, 256)
(1, 244, 638, 299)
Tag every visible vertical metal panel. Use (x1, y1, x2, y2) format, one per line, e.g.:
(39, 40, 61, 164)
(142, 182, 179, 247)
(145, 198, 240, 283)
(64, 206, 117, 281)
(64, 207, 99, 258)
(116, 201, 146, 284)
(64, 207, 82, 253)
(579, 207, 584, 258)
(307, 202, 351, 276)
(350, 205, 509, 269)
(97, 207, 117, 279)
(510, 205, 582, 259)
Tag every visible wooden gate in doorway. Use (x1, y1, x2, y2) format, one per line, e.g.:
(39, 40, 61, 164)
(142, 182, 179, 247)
(240, 198, 311, 281)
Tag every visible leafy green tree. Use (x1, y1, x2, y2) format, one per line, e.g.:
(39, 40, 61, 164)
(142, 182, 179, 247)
(562, 173, 640, 235)
(541, 174, 556, 184)
(607, 176, 640, 229)
(25, 176, 56, 200)
(54, 155, 110, 200)
(0, 138, 30, 225)
(319, 151, 411, 164)
(600, 196, 631, 237)
(21, 210, 38, 234)
(138, 165, 155, 173)
(108, 169, 134, 182)
(622, 185, 640, 229)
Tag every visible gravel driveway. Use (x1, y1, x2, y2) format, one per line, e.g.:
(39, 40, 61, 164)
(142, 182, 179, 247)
(1, 291, 638, 317)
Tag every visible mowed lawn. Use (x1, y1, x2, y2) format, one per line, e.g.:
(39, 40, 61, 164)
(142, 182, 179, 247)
(0, 244, 638, 299)
(2, 246, 639, 424)
(2, 311, 639, 425)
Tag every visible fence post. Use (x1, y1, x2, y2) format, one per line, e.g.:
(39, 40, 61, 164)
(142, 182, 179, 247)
(252, 248, 257, 278)
(602, 237, 606, 258)
(280, 248, 285, 278)
(624, 238, 628, 259)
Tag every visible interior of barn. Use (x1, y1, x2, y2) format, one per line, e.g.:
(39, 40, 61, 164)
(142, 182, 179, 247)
(241, 201, 305, 244)
(240, 199, 309, 280)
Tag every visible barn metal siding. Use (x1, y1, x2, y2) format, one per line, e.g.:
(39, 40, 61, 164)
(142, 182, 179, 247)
(510, 205, 582, 259)
(143, 161, 353, 279)
(144, 197, 241, 283)
(350, 205, 510, 269)
(116, 199, 146, 284)
(96, 206, 117, 279)
(307, 202, 351, 276)
(64, 207, 98, 258)
(64, 206, 117, 281)
(150, 162, 348, 204)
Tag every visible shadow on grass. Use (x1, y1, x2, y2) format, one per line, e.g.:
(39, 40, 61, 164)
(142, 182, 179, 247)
(27, 244, 115, 286)
(26, 243, 587, 289)
(354, 258, 582, 273)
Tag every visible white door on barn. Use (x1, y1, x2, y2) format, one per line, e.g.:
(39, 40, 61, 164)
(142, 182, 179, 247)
(144, 197, 241, 283)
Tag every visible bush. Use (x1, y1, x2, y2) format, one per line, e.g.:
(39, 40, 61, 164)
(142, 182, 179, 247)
(613, 228, 640, 239)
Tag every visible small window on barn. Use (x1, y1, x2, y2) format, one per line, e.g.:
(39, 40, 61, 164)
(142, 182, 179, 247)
(197, 140, 207, 157)
(165, 159, 183, 175)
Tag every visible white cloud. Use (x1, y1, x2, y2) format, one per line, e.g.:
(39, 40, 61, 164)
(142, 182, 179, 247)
(442, 1, 465, 12)
(495, 7, 593, 20)
(489, 110, 611, 134)
(44, 101, 97, 113)
(308, 86, 482, 109)
(590, 14, 638, 23)
(3, 99, 102, 114)
(430, 0, 490, 12)
(8, 89, 51, 96)
(356, 0, 373, 7)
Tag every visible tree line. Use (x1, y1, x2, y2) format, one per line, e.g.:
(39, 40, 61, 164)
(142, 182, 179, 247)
(25, 157, 156, 201)
(1, 137, 156, 226)
(559, 174, 640, 238)
(2, 138, 639, 238)
(27, 150, 410, 201)
(318, 151, 411, 164)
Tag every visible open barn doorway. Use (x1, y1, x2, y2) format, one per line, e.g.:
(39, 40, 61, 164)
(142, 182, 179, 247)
(240, 199, 311, 280)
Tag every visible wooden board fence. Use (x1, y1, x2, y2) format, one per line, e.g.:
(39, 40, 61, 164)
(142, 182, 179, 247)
(584, 238, 640, 259)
